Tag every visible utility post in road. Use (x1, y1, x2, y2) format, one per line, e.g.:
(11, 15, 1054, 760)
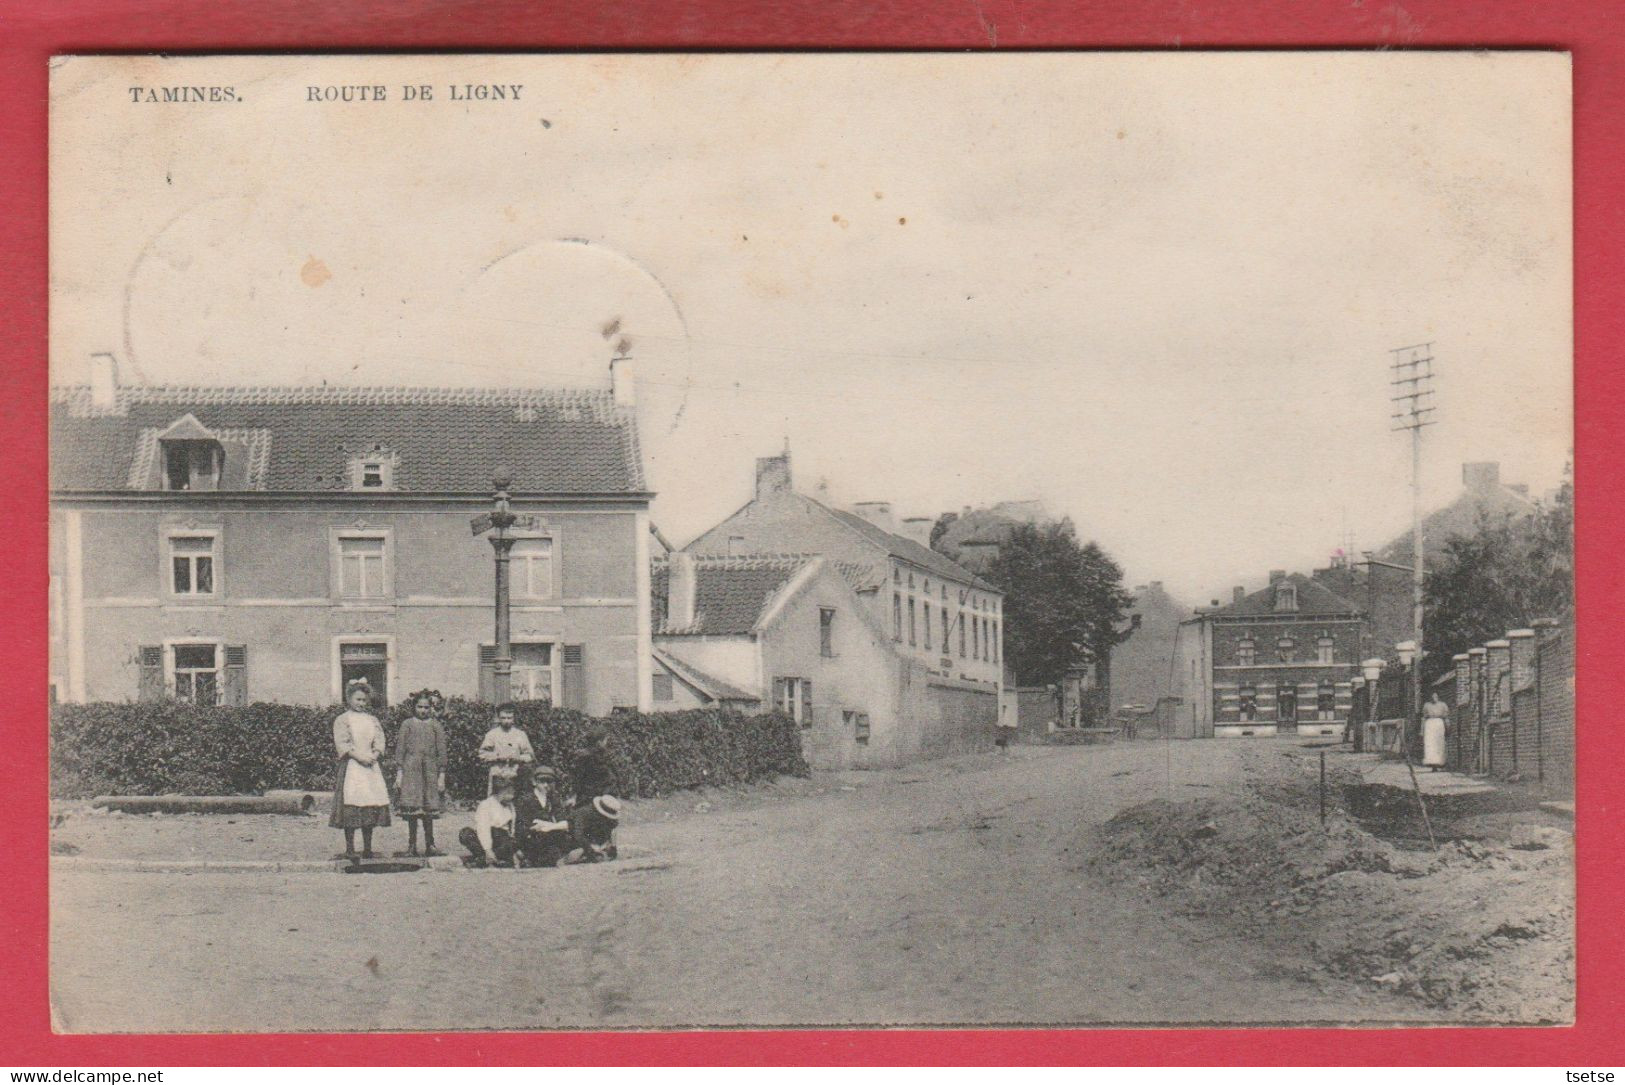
(1390, 343, 1437, 761)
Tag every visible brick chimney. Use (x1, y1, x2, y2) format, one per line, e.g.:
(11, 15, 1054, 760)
(1233, 586, 1246, 602)
(1462, 462, 1500, 493)
(851, 501, 897, 534)
(90, 352, 119, 411)
(755, 453, 792, 499)
(667, 552, 697, 629)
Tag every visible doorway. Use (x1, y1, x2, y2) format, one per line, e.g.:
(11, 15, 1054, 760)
(340, 641, 390, 708)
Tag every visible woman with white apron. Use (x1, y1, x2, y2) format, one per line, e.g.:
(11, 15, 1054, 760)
(329, 679, 392, 858)
(1421, 692, 1451, 772)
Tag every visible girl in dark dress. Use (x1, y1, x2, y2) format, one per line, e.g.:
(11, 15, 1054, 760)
(395, 689, 448, 856)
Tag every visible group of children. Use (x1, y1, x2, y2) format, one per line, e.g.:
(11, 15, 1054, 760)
(327, 679, 621, 867)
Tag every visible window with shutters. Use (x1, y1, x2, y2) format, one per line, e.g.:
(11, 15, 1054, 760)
(171, 642, 220, 705)
(560, 643, 586, 710)
(908, 597, 917, 646)
(335, 532, 390, 599)
(775, 676, 811, 726)
(166, 533, 218, 597)
(137, 645, 165, 702)
(512, 538, 555, 600)
(923, 602, 932, 650)
(819, 607, 835, 657)
(844, 709, 871, 745)
(479, 642, 556, 704)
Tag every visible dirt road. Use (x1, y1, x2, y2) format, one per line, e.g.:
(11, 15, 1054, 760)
(52, 741, 1432, 1031)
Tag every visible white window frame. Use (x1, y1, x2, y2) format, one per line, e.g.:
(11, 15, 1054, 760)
(1316, 636, 1335, 665)
(161, 525, 222, 600)
(164, 637, 224, 705)
(330, 635, 397, 704)
(481, 639, 560, 704)
(510, 534, 558, 601)
(330, 528, 394, 602)
(781, 677, 805, 723)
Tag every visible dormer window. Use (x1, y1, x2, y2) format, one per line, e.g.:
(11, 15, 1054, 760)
(347, 448, 398, 491)
(1274, 583, 1298, 612)
(156, 415, 224, 491)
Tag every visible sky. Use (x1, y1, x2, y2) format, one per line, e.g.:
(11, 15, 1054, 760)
(49, 53, 1572, 604)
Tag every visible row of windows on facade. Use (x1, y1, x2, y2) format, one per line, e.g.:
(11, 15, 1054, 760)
(772, 675, 872, 745)
(1233, 682, 1342, 721)
(1232, 635, 1338, 666)
(891, 592, 998, 664)
(163, 532, 555, 599)
(133, 640, 586, 709)
(893, 566, 999, 614)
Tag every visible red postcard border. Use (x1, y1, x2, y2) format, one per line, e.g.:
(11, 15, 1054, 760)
(2, 0, 1619, 1067)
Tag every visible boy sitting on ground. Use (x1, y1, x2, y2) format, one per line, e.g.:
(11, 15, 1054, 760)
(460, 779, 519, 868)
(514, 764, 573, 868)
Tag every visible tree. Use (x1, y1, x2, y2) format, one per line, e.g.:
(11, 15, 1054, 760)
(929, 511, 958, 552)
(1421, 465, 1573, 682)
(985, 519, 1135, 716)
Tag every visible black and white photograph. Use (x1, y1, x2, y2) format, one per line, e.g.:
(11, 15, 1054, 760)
(46, 51, 1573, 1031)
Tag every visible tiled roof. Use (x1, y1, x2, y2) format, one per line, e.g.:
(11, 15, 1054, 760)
(652, 648, 760, 703)
(1203, 573, 1361, 620)
(824, 506, 999, 592)
(651, 554, 873, 636)
(49, 384, 645, 493)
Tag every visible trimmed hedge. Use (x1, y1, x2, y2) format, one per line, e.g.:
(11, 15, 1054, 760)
(49, 699, 809, 801)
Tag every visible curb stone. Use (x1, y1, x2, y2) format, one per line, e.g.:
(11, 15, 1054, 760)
(50, 855, 468, 874)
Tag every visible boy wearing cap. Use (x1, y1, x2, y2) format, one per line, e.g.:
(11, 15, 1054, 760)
(515, 764, 572, 868)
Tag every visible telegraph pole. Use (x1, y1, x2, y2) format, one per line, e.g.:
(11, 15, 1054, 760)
(1390, 343, 1436, 759)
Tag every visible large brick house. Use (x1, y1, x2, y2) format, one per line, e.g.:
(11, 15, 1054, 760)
(1175, 568, 1372, 739)
(48, 356, 654, 713)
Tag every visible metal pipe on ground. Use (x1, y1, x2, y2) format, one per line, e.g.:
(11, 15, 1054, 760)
(90, 793, 330, 815)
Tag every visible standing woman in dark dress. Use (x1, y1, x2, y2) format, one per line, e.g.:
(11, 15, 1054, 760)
(329, 679, 391, 859)
(395, 689, 448, 856)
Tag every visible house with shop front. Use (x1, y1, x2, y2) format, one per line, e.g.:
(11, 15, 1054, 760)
(48, 354, 653, 713)
(650, 552, 994, 768)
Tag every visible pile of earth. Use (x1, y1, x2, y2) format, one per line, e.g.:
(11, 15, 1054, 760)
(1088, 748, 1573, 1023)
